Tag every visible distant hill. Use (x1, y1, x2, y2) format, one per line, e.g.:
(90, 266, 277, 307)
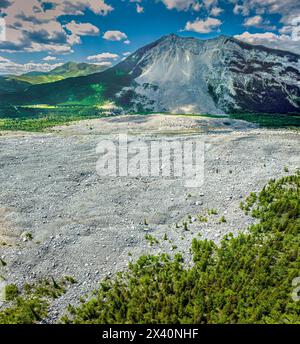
(1, 35, 300, 114)
(47, 62, 108, 77)
(0, 76, 31, 95)
(0, 62, 109, 95)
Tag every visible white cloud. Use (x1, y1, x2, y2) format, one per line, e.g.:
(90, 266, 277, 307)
(103, 30, 128, 41)
(243, 15, 263, 27)
(63, 21, 100, 45)
(235, 31, 300, 55)
(48, 0, 113, 16)
(43, 56, 57, 61)
(136, 4, 144, 13)
(0, 0, 112, 53)
(124, 39, 131, 44)
(92, 61, 113, 67)
(0, 57, 62, 75)
(184, 17, 222, 33)
(64, 21, 100, 36)
(243, 15, 275, 30)
(233, 3, 249, 16)
(0, 56, 10, 63)
(210, 6, 223, 16)
(123, 52, 131, 56)
(130, 1, 144, 13)
(160, 0, 200, 11)
(192, 2, 202, 11)
(87, 52, 119, 62)
(231, 0, 300, 24)
(28, 43, 74, 54)
(203, 0, 218, 9)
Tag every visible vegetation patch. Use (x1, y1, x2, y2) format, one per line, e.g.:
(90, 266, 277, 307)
(229, 113, 300, 129)
(0, 277, 76, 324)
(0, 106, 106, 131)
(61, 173, 300, 324)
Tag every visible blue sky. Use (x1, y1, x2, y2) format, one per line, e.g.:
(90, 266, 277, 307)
(0, 0, 299, 74)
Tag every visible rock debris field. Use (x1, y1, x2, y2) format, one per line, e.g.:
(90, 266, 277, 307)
(0, 114, 299, 321)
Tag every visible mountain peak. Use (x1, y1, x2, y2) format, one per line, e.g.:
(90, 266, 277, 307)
(2, 34, 300, 115)
(155, 34, 234, 48)
(159, 33, 181, 42)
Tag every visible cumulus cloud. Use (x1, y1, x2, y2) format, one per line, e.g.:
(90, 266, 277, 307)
(29, 43, 74, 54)
(0, 0, 112, 53)
(103, 30, 128, 41)
(47, 0, 113, 17)
(43, 56, 57, 61)
(184, 17, 222, 33)
(210, 7, 223, 16)
(0, 56, 62, 75)
(63, 21, 100, 45)
(160, 0, 201, 11)
(243, 15, 275, 30)
(231, 0, 300, 24)
(92, 61, 113, 67)
(235, 31, 300, 55)
(87, 52, 119, 62)
(232, 3, 250, 16)
(243, 15, 263, 27)
(203, 0, 218, 9)
(64, 21, 99, 36)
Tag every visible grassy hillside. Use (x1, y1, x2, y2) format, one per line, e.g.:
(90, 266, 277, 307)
(0, 62, 109, 95)
(0, 51, 145, 106)
(13, 74, 65, 85)
(0, 105, 105, 131)
(0, 66, 134, 107)
(0, 173, 299, 324)
(0, 76, 31, 94)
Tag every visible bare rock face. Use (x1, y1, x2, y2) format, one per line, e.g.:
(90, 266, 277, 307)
(114, 34, 300, 114)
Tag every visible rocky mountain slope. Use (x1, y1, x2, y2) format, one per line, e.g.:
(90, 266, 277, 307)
(1, 35, 300, 114)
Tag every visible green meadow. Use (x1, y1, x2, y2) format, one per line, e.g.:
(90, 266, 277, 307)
(0, 105, 299, 132)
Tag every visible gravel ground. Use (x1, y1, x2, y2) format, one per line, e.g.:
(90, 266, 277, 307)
(0, 114, 299, 322)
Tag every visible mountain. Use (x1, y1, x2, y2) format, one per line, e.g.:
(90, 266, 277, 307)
(0, 62, 109, 95)
(1, 35, 300, 114)
(0, 76, 31, 95)
(46, 62, 109, 78)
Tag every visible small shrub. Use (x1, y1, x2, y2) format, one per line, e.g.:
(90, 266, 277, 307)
(219, 216, 227, 223)
(207, 209, 218, 215)
(183, 222, 189, 231)
(145, 234, 159, 246)
(5, 284, 19, 301)
(0, 258, 7, 267)
(198, 215, 208, 222)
